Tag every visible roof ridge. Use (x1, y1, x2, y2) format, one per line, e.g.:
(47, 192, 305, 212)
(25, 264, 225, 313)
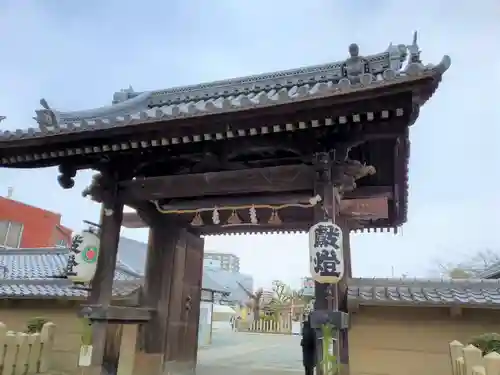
(0, 247, 69, 255)
(115, 260, 142, 279)
(350, 277, 500, 287)
(117, 39, 416, 103)
(0, 197, 61, 218)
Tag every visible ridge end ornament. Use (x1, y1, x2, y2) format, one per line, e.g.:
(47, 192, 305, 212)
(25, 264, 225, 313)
(34, 98, 59, 130)
(309, 221, 344, 284)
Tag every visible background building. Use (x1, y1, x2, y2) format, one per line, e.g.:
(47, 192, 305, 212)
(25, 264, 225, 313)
(301, 277, 315, 296)
(117, 237, 254, 306)
(0, 196, 72, 248)
(204, 252, 240, 272)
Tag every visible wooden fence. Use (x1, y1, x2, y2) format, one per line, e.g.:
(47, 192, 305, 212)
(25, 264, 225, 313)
(240, 317, 292, 334)
(450, 341, 500, 375)
(0, 322, 56, 375)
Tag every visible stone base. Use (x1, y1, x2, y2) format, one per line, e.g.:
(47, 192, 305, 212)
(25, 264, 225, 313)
(80, 365, 104, 375)
(132, 352, 163, 375)
(163, 360, 196, 375)
(340, 363, 350, 375)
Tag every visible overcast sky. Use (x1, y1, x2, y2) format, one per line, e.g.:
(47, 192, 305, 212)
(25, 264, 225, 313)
(0, 0, 499, 289)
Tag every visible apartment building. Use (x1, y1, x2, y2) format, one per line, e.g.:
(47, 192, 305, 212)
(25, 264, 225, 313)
(0, 196, 72, 248)
(204, 251, 240, 272)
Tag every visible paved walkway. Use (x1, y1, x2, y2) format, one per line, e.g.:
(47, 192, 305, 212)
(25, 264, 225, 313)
(197, 331, 303, 374)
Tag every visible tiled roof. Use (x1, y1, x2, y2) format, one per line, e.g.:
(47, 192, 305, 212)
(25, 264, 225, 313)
(116, 236, 239, 295)
(0, 247, 138, 281)
(348, 278, 500, 308)
(0, 37, 451, 146)
(0, 279, 140, 299)
(0, 247, 141, 299)
(0, 244, 227, 298)
(478, 263, 500, 279)
(203, 267, 254, 304)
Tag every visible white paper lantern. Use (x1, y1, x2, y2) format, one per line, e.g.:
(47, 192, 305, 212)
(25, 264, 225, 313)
(308, 221, 344, 284)
(66, 230, 100, 283)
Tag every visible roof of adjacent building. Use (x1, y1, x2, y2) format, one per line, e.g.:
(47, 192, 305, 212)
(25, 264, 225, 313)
(348, 278, 500, 308)
(0, 247, 140, 298)
(0, 35, 450, 150)
(203, 267, 253, 304)
(478, 263, 500, 279)
(116, 237, 232, 293)
(2, 246, 496, 308)
(117, 237, 250, 303)
(0, 241, 226, 299)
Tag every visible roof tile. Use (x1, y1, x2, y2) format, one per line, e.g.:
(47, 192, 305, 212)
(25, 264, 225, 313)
(0, 247, 141, 299)
(348, 278, 500, 308)
(0, 243, 229, 299)
(0, 38, 451, 143)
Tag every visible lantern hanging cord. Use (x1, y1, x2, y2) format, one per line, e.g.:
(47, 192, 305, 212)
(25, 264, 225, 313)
(151, 195, 322, 214)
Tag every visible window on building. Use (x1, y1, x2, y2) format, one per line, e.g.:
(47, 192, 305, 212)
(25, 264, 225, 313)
(56, 239, 68, 247)
(0, 221, 24, 248)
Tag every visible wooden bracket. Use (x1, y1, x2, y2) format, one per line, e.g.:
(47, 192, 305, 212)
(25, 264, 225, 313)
(79, 305, 155, 324)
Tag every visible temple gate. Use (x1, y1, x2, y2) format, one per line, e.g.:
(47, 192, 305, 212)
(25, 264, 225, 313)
(0, 33, 450, 375)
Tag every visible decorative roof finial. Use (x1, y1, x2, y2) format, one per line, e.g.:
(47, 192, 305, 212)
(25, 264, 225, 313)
(341, 43, 371, 85)
(40, 98, 50, 110)
(112, 86, 136, 104)
(34, 98, 59, 130)
(407, 31, 421, 64)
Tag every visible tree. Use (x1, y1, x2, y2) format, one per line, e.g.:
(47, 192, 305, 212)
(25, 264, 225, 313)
(436, 249, 500, 279)
(238, 282, 263, 319)
(271, 280, 292, 304)
(265, 280, 293, 315)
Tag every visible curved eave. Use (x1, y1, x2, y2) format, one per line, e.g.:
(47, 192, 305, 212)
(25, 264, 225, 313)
(0, 58, 449, 147)
(397, 67, 447, 228)
(1, 71, 448, 169)
(200, 218, 398, 236)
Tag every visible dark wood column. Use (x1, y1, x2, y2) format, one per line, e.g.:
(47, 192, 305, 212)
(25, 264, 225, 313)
(313, 164, 329, 313)
(164, 229, 204, 374)
(134, 216, 182, 375)
(133, 207, 205, 375)
(88, 199, 124, 371)
(312, 151, 354, 375)
(338, 217, 352, 375)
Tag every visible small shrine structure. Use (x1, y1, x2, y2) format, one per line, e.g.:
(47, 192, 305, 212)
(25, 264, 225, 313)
(0, 32, 450, 375)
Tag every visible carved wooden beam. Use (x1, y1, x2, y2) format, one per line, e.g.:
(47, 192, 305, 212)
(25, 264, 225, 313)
(118, 164, 315, 202)
(150, 187, 391, 211)
(157, 193, 313, 211)
(79, 305, 154, 324)
(122, 196, 389, 228)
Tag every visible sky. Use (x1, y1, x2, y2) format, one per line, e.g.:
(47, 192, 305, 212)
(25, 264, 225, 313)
(0, 0, 499, 290)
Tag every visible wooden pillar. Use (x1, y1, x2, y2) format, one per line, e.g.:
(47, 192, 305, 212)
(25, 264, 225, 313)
(313, 153, 339, 375)
(88, 199, 124, 373)
(338, 217, 352, 375)
(312, 151, 352, 375)
(134, 218, 181, 375)
(164, 229, 204, 374)
(134, 214, 205, 375)
(313, 153, 331, 314)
